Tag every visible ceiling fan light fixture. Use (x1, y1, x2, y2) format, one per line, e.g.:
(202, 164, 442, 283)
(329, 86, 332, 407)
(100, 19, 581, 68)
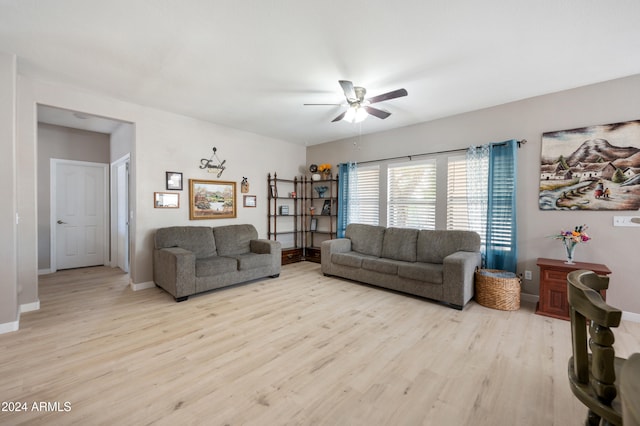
(343, 106, 356, 122)
(343, 104, 368, 123)
(354, 106, 368, 123)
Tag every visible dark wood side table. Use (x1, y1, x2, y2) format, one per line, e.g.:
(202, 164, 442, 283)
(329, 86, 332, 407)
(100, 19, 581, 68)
(536, 258, 611, 321)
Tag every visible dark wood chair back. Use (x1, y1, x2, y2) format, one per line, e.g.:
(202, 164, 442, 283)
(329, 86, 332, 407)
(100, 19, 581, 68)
(567, 269, 623, 426)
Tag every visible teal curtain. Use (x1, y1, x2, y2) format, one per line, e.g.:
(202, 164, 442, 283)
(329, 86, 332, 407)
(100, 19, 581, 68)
(486, 139, 518, 272)
(337, 162, 356, 238)
(467, 140, 518, 272)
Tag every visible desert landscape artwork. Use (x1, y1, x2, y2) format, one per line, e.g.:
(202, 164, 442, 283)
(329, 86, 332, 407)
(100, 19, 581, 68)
(539, 120, 640, 210)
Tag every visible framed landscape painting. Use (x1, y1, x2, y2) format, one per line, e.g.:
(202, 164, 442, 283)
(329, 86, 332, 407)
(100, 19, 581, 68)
(539, 119, 640, 211)
(189, 179, 236, 219)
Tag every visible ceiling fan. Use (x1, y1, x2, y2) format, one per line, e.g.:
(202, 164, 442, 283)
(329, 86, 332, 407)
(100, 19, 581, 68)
(304, 80, 408, 123)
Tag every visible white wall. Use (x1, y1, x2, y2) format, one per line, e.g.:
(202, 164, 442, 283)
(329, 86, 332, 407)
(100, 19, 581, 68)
(308, 74, 640, 316)
(0, 52, 18, 331)
(37, 123, 111, 271)
(110, 121, 134, 162)
(14, 77, 306, 317)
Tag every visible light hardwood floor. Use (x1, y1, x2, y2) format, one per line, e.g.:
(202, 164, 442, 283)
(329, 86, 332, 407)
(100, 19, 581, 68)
(1, 262, 639, 425)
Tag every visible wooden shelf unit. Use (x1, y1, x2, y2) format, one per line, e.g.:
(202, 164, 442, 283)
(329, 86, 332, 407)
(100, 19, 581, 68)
(303, 174, 339, 263)
(267, 173, 303, 264)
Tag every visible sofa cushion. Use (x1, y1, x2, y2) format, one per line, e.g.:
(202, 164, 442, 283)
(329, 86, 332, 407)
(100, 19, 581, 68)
(417, 230, 481, 264)
(398, 262, 444, 284)
(155, 226, 216, 259)
(345, 223, 386, 257)
(233, 253, 273, 270)
(195, 255, 237, 277)
(331, 252, 367, 268)
(213, 224, 258, 256)
(362, 258, 402, 275)
(381, 227, 418, 262)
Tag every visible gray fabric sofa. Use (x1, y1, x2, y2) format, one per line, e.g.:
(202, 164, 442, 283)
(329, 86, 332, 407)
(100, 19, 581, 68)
(153, 224, 281, 301)
(321, 223, 481, 309)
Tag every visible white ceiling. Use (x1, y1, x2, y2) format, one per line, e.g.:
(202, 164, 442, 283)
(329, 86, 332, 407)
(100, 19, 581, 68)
(2, 1, 640, 145)
(37, 105, 125, 134)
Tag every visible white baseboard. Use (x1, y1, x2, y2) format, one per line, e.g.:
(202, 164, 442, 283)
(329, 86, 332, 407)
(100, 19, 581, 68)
(622, 311, 640, 323)
(131, 280, 155, 291)
(0, 318, 19, 335)
(38, 268, 52, 275)
(20, 300, 40, 313)
(520, 292, 539, 304)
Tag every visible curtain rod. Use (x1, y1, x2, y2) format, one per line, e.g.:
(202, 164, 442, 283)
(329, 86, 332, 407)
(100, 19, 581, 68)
(355, 139, 527, 166)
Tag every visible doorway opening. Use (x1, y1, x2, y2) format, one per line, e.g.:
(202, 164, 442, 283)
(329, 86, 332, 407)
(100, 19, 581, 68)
(37, 104, 134, 275)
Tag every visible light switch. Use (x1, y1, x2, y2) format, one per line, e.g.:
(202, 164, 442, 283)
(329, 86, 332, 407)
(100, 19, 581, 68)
(613, 216, 640, 227)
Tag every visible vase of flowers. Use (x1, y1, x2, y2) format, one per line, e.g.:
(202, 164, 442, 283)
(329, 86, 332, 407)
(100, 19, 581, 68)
(551, 225, 590, 264)
(318, 163, 332, 179)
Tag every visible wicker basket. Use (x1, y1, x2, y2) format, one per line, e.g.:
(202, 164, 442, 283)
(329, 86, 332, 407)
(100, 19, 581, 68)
(475, 269, 521, 311)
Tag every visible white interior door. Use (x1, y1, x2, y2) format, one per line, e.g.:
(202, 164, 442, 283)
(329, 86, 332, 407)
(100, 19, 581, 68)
(53, 160, 108, 270)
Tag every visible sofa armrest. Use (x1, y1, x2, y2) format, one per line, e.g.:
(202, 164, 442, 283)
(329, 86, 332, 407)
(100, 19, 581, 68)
(250, 239, 281, 255)
(250, 239, 281, 274)
(321, 238, 352, 275)
(153, 247, 196, 298)
(442, 251, 482, 308)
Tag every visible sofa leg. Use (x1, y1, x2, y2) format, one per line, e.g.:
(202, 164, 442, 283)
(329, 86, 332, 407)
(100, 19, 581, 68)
(175, 296, 188, 302)
(270, 274, 280, 278)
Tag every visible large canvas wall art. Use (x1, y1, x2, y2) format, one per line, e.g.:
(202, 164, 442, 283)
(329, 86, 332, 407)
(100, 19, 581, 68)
(539, 120, 640, 211)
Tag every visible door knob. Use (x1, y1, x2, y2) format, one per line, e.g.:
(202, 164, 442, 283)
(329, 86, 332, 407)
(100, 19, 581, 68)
(57, 220, 67, 224)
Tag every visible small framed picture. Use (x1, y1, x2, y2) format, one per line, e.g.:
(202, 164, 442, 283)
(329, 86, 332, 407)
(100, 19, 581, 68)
(321, 200, 331, 215)
(166, 171, 183, 190)
(243, 195, 257, 207)
(154, 192, 180, 208)
(310, 217, 318, 231)
(270, 184, 278, 198)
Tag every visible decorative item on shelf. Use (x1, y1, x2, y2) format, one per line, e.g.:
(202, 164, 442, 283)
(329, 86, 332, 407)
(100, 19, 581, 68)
(309, 206, 316, 216)
(309, 164, 321, 181)
(241, 177, 249, 193)
(279, 205, 289, 215)
(550, 224, 590, 264)
(314, 186, 328, 198)
(199, 147, 226, 177)
(321, 200, 331, 215)
(318, 163, 332, 179)
(290, 191, 297, 198)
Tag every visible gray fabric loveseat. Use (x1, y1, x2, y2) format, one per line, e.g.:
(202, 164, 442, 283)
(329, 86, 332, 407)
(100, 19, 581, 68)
(153, 224, 281, 301)
(321, 223, 481, 309)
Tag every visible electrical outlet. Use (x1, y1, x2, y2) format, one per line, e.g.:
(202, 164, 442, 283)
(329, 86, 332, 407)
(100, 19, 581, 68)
(524, 270, 532, 280)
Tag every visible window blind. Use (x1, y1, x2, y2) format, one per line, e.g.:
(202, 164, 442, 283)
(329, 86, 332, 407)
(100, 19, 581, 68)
(349, 165, 379, 225)
(387, 160, 436, 229)
(446, 155, 470, 230)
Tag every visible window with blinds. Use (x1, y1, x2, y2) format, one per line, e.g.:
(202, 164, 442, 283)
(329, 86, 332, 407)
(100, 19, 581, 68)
(349, 165, 379, 225)
(387, 160, 436, 229)
(446, 155, 470, 230)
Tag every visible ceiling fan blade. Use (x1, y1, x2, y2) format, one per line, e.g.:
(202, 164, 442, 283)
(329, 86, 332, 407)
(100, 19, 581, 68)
(339, 80, 356, 101)
(367, 88, 408, 104)
(331, 111, 347, 122)
(364, 106, 391, 119)
(303, 103, 342, 106)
